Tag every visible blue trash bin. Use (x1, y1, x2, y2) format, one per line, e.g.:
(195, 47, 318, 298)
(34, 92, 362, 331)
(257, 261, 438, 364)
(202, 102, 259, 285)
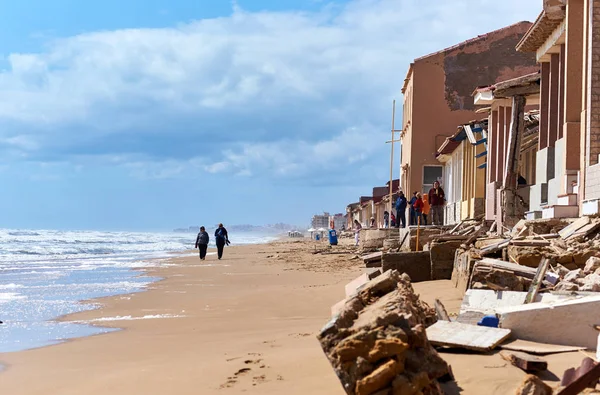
(328, 229, 338, 245)
(315, 234, 320, 241)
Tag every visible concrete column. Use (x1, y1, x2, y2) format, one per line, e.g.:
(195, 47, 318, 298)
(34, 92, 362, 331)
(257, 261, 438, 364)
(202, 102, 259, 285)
(587, 0, 600, 166)
(497, 107, 506, 183)
(563, 0, 585, 194)
(559, 45, 566, 140)
(540, 62, 550, 149)
(549, 53, 561, 147)
(489, 110, 498, 183)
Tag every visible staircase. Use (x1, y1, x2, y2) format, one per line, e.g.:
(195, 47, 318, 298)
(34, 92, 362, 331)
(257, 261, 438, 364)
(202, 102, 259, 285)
(541, 172, 580, 219)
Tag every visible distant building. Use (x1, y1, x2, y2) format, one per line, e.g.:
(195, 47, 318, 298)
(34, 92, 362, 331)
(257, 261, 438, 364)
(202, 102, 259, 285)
(311, 212, 330, 229)
(330, 213, 346, 230)
(400, 22, 538, 197)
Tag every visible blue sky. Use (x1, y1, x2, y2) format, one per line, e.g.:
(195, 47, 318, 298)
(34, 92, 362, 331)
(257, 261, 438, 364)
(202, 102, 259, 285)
(0, 0, 540, 231)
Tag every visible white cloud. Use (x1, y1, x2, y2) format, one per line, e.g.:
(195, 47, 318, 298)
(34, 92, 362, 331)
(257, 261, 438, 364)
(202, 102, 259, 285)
(0, 0, 542, 180)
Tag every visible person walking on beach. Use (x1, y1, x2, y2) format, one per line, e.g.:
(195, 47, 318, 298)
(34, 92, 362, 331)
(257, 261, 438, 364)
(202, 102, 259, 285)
(413, 193, 424, 225)
(353, 220, 362, 246)
(428, 181, 446, 226)
(395, 191, 407, 228)
(194, 226, 209, 260)
(214, 223, 229, 260)
(409, 191, 418, 226)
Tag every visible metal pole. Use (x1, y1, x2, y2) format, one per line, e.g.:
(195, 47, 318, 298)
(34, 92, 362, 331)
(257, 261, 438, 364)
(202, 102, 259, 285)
(389, 100, 396, 216)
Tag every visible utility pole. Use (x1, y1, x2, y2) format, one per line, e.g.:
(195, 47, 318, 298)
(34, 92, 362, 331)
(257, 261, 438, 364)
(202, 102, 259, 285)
(385, 100, 403, 217)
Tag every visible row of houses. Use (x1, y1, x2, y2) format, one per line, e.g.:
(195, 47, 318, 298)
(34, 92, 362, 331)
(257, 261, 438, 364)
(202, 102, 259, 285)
(343, 0, 600, 230)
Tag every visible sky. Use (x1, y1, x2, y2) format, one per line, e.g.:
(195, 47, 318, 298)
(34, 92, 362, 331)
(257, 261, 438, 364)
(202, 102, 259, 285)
(0, 0, 542, 231)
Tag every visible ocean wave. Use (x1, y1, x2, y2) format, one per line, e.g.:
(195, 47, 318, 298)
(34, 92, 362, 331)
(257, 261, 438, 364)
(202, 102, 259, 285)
(75, 314, 186, 323)
(7, 231, 41, 236)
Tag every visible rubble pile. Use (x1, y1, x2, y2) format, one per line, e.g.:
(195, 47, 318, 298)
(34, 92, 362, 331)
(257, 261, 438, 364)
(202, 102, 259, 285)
(452, 217, 600, 292)
(318, 270, 450, 395)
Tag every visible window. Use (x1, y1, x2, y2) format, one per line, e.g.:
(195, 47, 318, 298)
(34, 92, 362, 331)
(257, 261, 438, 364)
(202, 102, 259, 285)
(423, 166, 443, 194)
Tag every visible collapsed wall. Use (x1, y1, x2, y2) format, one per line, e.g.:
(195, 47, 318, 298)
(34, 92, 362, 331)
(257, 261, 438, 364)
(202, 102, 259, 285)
(317, 270, 449, 395)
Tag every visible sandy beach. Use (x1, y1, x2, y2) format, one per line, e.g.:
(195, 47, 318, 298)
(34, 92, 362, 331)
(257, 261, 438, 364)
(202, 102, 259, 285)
(0, 239, 590, 394)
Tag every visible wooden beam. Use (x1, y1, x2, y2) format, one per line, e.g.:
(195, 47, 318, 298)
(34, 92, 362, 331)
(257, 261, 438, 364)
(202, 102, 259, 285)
(525, 258, 551, 304)
(503, 95, 526, 188)
(500, 351, 548, 372)
(557, 358, 600, 395)
(494, 84, 541, 99)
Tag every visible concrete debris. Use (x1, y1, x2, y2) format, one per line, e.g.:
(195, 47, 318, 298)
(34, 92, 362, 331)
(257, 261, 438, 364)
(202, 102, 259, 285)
(381, 252, 431, 283)
(318, 270, 449, 395)
(426, 320, 511, 352)
(497, 295, 600, 349)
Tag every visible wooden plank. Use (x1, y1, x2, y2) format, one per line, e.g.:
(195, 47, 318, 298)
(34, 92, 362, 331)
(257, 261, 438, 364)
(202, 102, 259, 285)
(361, 252, 382, 263)
(434, 299, 450, 322)
(432, 235, 469, 242)
(566, 222, 600, 241)
(449, 220, 466, 235)
(525, 258, 550, 304)
(557, 358, 600, 395)
(500, 339, 586, 355)
(559, 217, 591, 239)
(499, 350, 548, 372)
(510, 240, 551, 247)
(426, 321, 511, 352)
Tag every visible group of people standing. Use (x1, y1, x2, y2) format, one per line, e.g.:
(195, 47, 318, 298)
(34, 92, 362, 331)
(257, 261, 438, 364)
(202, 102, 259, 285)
(393, 181, 446, 228)
(194, 223, 230, 260)
(352, 181, 446, 246)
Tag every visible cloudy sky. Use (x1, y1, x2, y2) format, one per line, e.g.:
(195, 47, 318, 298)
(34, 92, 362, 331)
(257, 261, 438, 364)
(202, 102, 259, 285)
(0, 0, 540, 231)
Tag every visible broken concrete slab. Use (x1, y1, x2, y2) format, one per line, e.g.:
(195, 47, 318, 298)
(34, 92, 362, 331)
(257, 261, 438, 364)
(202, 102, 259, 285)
(381, 251, 431, 283)
(429, 240, 463, 280)
(426, 320, 511, 352)
(345, 273, 370, 298)
(497, 295, 600, 350)
(457, 290, 572, 325)
(361, 252, 382, 268)
(318, 270, 449, 395)
(365, 268, 382, 280)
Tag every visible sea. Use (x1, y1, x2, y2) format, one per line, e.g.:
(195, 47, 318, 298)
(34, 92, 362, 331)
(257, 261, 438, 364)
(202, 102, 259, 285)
(0, 229, 279, 353)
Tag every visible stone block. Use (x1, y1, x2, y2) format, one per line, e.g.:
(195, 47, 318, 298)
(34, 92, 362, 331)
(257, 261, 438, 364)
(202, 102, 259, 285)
(317, 272, 448, 395)
(381, 251, 432, 283)
(497, 295, 600, 350)
(430, 240, 463, 280)
(585, 256, 600, 274)
(365, 268, 382, 280)
(507, 246, 544, 268)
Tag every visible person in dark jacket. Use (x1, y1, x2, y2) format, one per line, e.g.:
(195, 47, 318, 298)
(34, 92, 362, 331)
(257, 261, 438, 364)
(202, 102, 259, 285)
(214, 223, 229, 260)
(395, 191, 408, 228)
(194, 226, 209, 260)
(428, 181, 446, 226)
(408, 191, 418, 226)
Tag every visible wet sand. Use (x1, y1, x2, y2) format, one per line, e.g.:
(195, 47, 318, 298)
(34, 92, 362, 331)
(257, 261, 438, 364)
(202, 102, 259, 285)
(0, 239, 589, 394)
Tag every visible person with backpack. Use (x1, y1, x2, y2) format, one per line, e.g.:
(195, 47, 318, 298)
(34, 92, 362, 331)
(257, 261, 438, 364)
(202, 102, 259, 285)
(194, 226, 210, 260)
(408, 191, 418, 226)
(214, 223, 229, 260)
